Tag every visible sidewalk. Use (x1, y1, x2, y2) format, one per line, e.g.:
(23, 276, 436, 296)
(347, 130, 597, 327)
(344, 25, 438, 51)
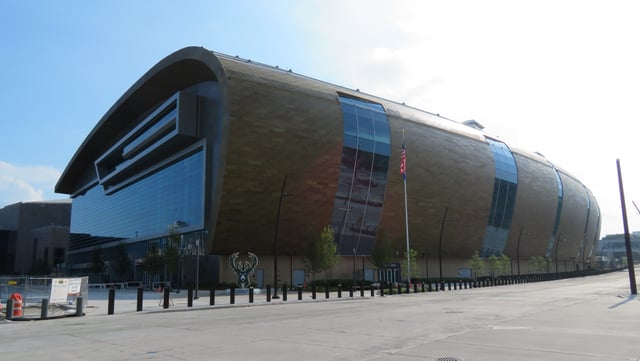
(2, 270, 640, 360)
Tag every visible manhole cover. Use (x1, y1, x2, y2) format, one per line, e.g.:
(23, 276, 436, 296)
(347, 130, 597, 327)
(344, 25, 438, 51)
(437, 358, 462, 361)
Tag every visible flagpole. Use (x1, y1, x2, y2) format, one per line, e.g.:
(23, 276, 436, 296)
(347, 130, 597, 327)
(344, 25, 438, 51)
(401, 130, 411, 286)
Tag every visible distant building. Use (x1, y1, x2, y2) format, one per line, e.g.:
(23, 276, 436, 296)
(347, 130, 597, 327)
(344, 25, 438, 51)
(55, 47, 600, 287)
(594, 233, 640, 268)
(0, 200, 71, 275)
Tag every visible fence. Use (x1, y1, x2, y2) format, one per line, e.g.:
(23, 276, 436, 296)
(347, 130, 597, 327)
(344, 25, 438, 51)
(0, 276, 89, 319)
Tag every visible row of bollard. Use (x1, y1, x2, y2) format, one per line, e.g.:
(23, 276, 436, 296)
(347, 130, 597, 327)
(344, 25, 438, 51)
(100, 271, 601, 315)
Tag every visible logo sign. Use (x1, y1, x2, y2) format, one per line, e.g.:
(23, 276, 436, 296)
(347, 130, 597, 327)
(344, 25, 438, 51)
(229, 252, 259, 289)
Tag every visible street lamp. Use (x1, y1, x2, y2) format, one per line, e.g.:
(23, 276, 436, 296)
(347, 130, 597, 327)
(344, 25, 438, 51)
(438, 207, 449, 282)
(554, 232, 563, 274)
(273, 175, 288, 299)
(423, 252, 430, 280)
(516, 226, 527, 276)
(352, 247, 356, 287)
(194, 237, 200, 299)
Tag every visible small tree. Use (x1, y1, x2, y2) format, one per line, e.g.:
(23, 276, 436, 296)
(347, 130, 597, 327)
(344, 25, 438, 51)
(112, 241, 132, 281)
(401, 248, 420, 281)
(164, 225, 182, 286)
(487, 254, 500, 278)
(500, 254, 511, 276)
(529, 256, 549, 273)
(305, 225, 340, 283)
(470, 250, 484, 279)
(144, 243, 164, 282)
(90, 246, 106, 280)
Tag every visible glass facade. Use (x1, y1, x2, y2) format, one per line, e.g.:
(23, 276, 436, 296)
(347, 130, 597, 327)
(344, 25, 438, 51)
(331, 96, 391, 255)
(481, 138, 518, 257)
(69, 148, 205, 255)
(545, 165, 564, 257)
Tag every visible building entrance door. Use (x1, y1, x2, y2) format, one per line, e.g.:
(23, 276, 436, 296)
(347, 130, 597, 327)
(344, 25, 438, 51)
(255, 268, 264, 288)
(293, 269, 306, 287)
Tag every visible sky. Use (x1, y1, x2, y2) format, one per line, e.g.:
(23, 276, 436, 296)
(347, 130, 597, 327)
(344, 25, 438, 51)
(2, 0, 640, 237)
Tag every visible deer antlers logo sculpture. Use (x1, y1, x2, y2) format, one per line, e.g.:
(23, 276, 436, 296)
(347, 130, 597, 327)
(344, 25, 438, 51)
(229, 252, 259, 289)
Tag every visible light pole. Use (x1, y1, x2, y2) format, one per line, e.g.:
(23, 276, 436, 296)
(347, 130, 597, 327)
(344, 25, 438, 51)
(554, 232, 562, 274)
(438, 207, 449, 282)
(516, 226, 524, 276)
(423, 252, 429, 280)
(352, 247, 356, 287)
(273, 175, 288, 299)
(194, 237, 200, 299)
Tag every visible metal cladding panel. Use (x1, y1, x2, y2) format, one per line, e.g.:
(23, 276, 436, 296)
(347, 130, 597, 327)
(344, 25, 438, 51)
(505, 155, 558, 258)
(211, 63, 342, 255)
(556, 173, 590, 259)
(379, 117, 495, 259)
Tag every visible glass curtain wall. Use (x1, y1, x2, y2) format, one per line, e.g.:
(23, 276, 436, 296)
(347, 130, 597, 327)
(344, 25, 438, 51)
(331, 95, 391, 255)
(481, 138, 518, 257)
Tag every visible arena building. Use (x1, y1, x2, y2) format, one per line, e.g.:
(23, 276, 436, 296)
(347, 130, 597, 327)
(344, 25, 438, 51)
(55, 46, 600, 287)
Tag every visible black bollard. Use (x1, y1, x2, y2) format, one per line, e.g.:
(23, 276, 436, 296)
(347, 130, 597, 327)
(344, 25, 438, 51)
(397, 283, 402, 295)
(267, 285, 271, 302)
(282, 284, 287, 301)
(76, 296, 84, 317)
(349, 287, 353, 298)
(137, 285, 144, 311)
(360, 284, 365, 297)
(448, 281, 452, 291)
(428, 282, 433, 292)
(298, 284, 302, 300)
(312, 283, 317, 300)
(388, 282, 393, 295)
(230, 286, 235, 305)
(421, 282, 425, 293)
(414, 282, 418, 293)
(380, 283, 384, 297)
(108, 288, 116, 314)
(338, 284, 342, 298)
(210, 287, 216, 306)
(325, 284, 329, 299)
(249, 287, 254, 303)
(188, 287, 193, 307)
(371, 286, 375, 297)
(163, 288, 170, 309)
(41, 298, 49, 320)
(6, 299, 14, 320)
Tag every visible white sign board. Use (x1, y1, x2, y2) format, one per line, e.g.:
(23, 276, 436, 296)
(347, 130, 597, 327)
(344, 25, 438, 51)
(50, 278, 70, 303)
(67, 278, 82, 296)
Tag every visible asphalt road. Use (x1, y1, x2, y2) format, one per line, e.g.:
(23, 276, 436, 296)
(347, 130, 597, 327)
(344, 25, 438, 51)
(1, 270, 639, 361)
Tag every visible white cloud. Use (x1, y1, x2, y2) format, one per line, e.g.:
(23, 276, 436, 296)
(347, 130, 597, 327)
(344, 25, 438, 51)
(298, 0, 640, 236)
(0, 161, 63, 206)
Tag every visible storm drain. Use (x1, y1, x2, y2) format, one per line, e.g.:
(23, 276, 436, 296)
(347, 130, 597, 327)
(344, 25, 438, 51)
(437, 357, 462, 361)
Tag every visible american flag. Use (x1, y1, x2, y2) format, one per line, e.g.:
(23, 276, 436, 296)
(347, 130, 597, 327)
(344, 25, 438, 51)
(400, 140, 407, 180)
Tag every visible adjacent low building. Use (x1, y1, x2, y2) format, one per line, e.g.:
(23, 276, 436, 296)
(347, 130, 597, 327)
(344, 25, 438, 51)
(55, 47, 600, 287)
(0, 200, 71, 275)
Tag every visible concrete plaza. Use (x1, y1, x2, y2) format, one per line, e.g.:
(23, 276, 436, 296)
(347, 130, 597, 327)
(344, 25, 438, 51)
(1, 270, 639, 360)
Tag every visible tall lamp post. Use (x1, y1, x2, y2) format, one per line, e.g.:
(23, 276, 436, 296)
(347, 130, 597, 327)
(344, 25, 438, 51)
(554, 232, 562, 274)
(438, 207, 449, 282)
(273, 175, 288, 299)
(516, 226, 524, 276)
(194, 237, 200, 299)
(352, 247, 357, 287)
(423, 252, 429, 280)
